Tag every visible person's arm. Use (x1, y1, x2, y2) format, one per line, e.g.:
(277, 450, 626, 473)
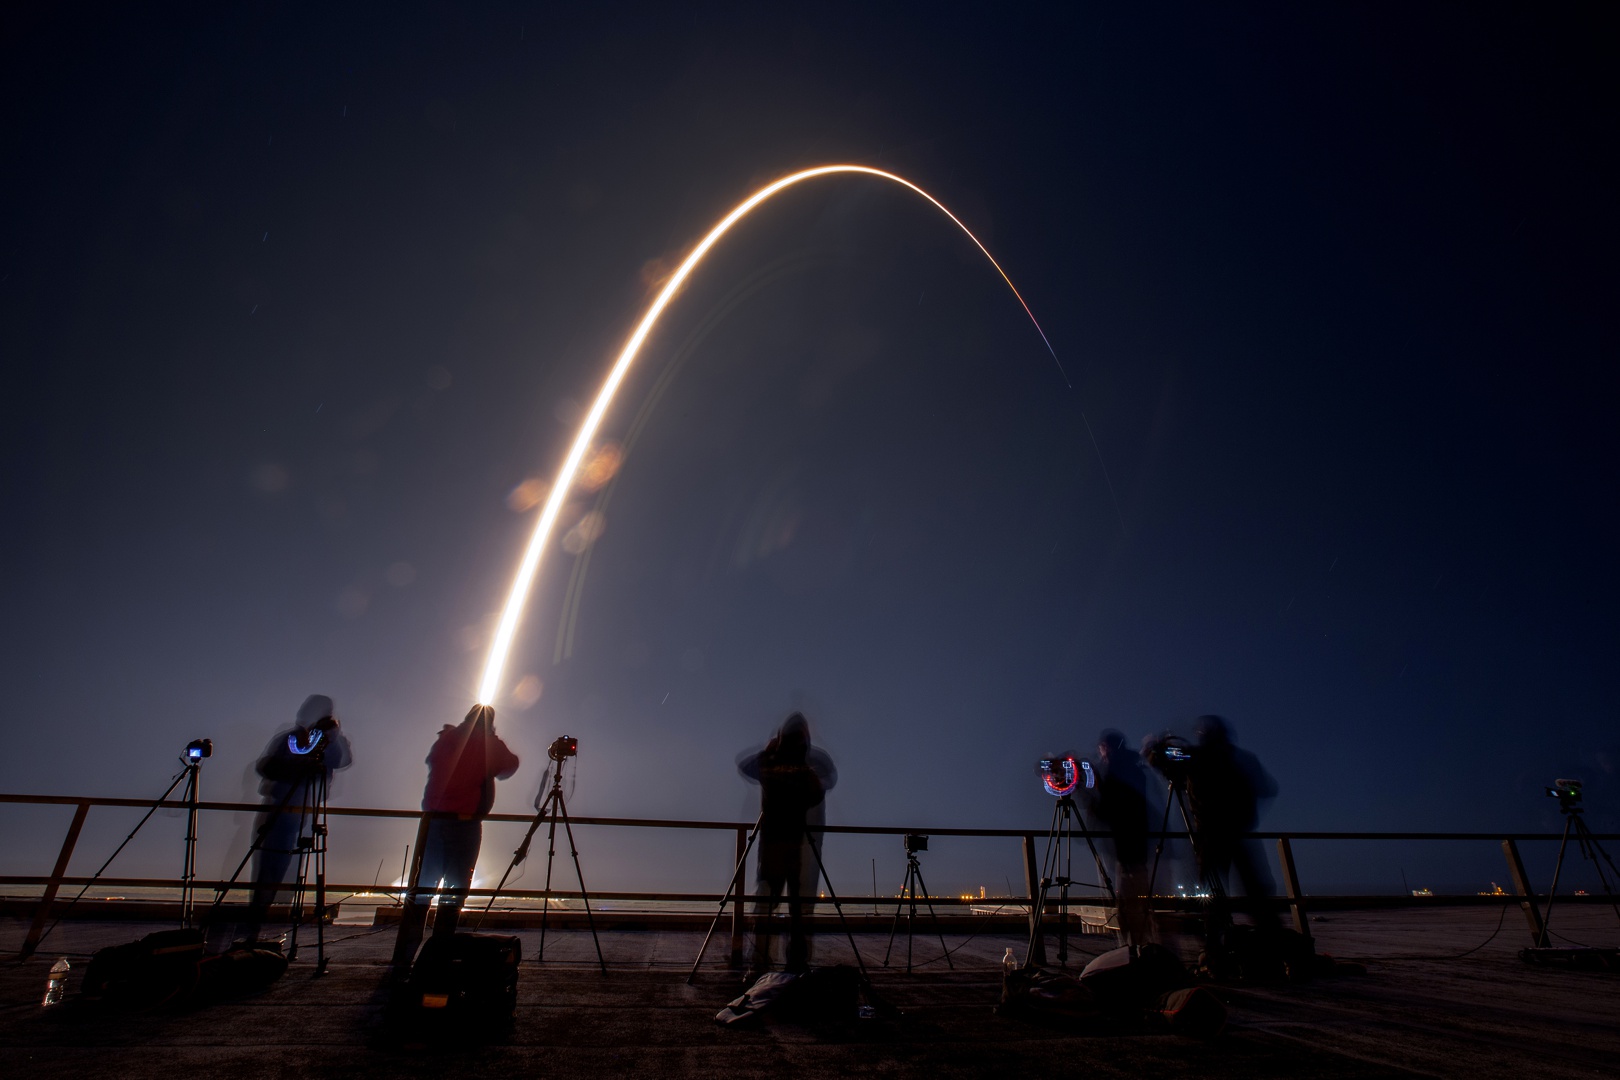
(808, 748, 837, 791)
(491, 737, 520, 780)
(737, 750, 764, 782)
(324, 731, 354, 771)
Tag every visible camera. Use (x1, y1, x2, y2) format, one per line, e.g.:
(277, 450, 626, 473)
(1144, 734, 1194, 778)
(904, 833, 928, 854)
(1039, 755, 1088, 797)
(1546, 778, 1583, 810)
(549, 735, 579, 762)
(185, 739, 213, 762)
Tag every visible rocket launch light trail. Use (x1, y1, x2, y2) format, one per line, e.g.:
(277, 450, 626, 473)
(476, 164, 1063, 706)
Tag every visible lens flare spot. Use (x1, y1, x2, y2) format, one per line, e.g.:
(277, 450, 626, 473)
(512, 674, 543, 709)
(562, 511, 607, 554)
(386, 561, 417, 587)
(576, 442, 623, 492)
(506, 477, 549, 512)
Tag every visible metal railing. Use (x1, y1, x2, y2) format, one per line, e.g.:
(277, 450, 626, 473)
(3, 790, 1612, 962)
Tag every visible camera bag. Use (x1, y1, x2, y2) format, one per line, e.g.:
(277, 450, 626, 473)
(1078, 943, 1189, 1011)
(197, 942, 289, 997)
(82, 927, 205, 1008)
(405, 932, 521, 1029)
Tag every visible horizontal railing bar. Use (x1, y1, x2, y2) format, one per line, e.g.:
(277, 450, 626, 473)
(0, 876, 1029, 904)
(0, 792, 1609, 841)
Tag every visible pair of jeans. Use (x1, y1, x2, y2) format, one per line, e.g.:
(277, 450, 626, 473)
(413, 817, 482, 938)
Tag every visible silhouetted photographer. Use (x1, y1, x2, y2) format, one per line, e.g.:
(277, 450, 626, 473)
(243, 694, 353, 944)
(406, 704, 520, 941)
(736, 713, 836, 974)
(1089, 728, 1155, 945)
(1171, 715, 1279, 961)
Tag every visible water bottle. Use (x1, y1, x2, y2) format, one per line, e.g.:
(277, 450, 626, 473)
(42, 958, 69, 1006)
(1002, 947, 1018, 976)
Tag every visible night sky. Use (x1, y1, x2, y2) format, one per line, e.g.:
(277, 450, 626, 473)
(3, 5, 1615, 899)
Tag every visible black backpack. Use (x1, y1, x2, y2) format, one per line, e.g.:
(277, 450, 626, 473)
(403, 933, 522, 1033)
(82, 928, 205, 1009)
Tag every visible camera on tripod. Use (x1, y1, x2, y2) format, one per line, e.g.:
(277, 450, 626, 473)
(1143, 734, 1194, 780)
(904, 833, 928, 855)
(548, 735, 578, 762)
(1546, 778, 1583, 811)
(1038, 755, 1093, 797)
(185, 739, 212, 762)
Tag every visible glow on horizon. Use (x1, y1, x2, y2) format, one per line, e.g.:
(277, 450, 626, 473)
(476, 164, 1060, 706)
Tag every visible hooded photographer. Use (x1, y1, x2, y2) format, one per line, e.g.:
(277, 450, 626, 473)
(736, 713, 837, 974)
(1090, 728, 1155, 945)
(243, 694, 353, 943)
(407, 704, 520, 940)
(1183, 715, 1280, 954)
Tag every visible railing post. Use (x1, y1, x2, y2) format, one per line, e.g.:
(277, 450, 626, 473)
(1022, 833, 1045, 966)
(729, 825, 747, 966)
(20, 801, 91, 959)
(1275, 836, 1311, 942)
(1501, 838, 1545, 945)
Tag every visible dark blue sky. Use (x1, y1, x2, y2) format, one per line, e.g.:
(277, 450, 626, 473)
(2, 4, 1614, 897)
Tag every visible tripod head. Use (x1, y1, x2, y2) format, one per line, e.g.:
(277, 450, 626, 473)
(1547, 779, 1584, 815)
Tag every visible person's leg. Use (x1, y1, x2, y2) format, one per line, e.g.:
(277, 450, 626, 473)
(1116, 862, 1155, 946)
(1232, 838, 1281, 931)
(752, 843, 791, 972)
(245, 812, 298, 941)
(1197, 834, 1235, 957)
(400, 818, 449, 950)
(432, 819, 482, 939)
(784, 859, 808, 972)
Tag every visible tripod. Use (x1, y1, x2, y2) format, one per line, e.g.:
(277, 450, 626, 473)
(24, 750, 207, 958)
(1025, 796, 1115, 966)
(883, 837, 953, 972)
(1538, 797, 1620, 949)
(688, 815, 867, 984)
(477, 754, 606, 974)
(283, 766, 330, 973)
(209, 759, 333, 974)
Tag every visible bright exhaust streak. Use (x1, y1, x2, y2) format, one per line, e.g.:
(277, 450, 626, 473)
(476, 164, 1060, 705)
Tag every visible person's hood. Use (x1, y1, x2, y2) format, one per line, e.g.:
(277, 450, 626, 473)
(296, 694, 335, 729)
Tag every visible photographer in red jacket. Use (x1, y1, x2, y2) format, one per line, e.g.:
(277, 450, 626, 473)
(408, 704, 520, 939)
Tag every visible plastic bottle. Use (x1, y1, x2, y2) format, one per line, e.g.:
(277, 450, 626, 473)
(42, 958, 69, 1006)
(1002, 947, 1019, 976)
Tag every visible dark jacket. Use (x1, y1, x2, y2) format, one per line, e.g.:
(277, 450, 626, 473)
(1093, 747, 1151, 866)
(422, 709, 520, 817)
(738, 738, 826, 845)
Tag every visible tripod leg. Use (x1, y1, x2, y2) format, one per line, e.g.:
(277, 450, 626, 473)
(554, 793, 607, 975)
(1057, 810, 1071, 964)
(313, 772, 329, 976)
(1026, 800, 1064, 965)
(883, 866, 910, 967)
(908, 865, 916, 974)
(537, 793, 560, 962)
(688, 815, 762, 984)
(1538, 816, 1577, 947)
(472, 813, 547, 931)
(181, 764, 200, 929)
(1572, 821, 1620, 926)
(287, 786, 314, 962)
(1146, 782, 1175, 906)
(912, 863, 954, 970)
(803, 828, 867, 979)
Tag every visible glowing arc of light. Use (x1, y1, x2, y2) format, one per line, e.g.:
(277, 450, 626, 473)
(477, 164, 1060, 705)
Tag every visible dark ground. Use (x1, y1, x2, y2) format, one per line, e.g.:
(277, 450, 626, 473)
(3, 907, 1618, 1078)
